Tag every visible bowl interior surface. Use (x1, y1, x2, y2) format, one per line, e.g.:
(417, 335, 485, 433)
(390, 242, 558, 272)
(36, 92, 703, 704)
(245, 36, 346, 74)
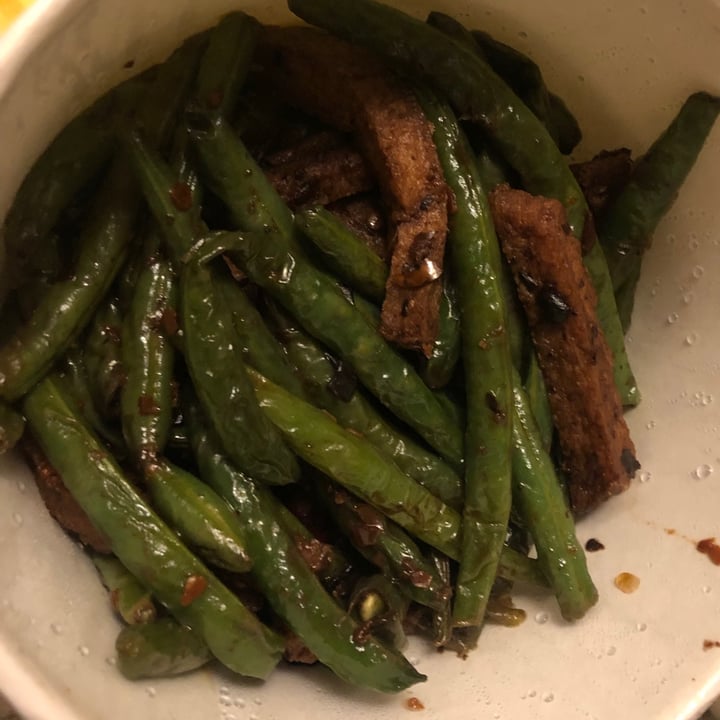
(1, 1, 720, 719)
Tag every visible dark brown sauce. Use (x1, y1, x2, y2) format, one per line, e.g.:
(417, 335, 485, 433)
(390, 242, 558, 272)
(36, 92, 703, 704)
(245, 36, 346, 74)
(696, 538, 720, 565)
(585, 538, 605, 552)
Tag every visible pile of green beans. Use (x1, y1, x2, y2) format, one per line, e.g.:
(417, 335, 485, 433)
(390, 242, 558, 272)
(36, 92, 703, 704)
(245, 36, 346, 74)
(0, 0, 717, 695)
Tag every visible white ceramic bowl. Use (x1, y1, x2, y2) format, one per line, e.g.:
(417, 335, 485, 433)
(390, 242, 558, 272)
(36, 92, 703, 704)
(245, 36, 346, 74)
(1, 1, 720, 718)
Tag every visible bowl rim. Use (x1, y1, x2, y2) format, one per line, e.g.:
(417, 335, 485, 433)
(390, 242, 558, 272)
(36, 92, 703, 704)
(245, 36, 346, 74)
(0, 4, 90, 718)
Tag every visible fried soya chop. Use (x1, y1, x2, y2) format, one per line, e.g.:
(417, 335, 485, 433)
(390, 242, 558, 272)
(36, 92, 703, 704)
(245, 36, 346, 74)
(489, 185, 639, 514)
(263, 130, 374, 210)
(260, 25, 450, 355)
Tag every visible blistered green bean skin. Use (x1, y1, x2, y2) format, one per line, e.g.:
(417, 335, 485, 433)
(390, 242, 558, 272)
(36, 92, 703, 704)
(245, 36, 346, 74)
(144, 459, 252, 573)
(0, 401, 24, 455)
(212, 230, 464, 465)
(271, 307, 464, 510)
(316, 477, 450, 612)
(523, 359, 553, 452)
(296, 207, 388, 303)
(0, 166, 136, 403)
(601, 92, 720, 293)
(510, 370, 598, 620)
(214, 271, 305, 398)
(274, 500, 354, 590)
(422, 279, 462, 390)
(472, 27, 581, 154)
(185, 401, 426, 693)
(125, 134, 199, 264)
(60, 349, 125, 451)
(84, 295, 125, 419)
(23, 375, 284, 678)
(91, 554, 157, 625)
(585, 240, 639, 406)
(115, 618, 212, 680)
(121, 240, 177, 464)
(190, 119, 295, 241)
(181, 259, 300, 486)
(0, 41, 202, 402)
(418, 89, 512, 628)
(247, 367, 463, 559)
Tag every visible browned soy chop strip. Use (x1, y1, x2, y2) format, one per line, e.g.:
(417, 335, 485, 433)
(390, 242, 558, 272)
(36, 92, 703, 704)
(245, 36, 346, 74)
(261, 26, 449, 355)
(489, 186, 639, 515)
(263, 130, 374, 210)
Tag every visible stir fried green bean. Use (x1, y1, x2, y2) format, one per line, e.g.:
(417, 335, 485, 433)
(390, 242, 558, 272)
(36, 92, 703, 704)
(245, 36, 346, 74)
(3, 0, 712, 694)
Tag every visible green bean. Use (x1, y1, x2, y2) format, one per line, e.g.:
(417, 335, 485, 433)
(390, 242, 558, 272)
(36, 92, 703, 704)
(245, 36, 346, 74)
(23, 375, 284, 678)
(213, 271, 306, 398)
(425, 12, 581, 154)
(351, 291, 382, 328)
(296, 207, 388, 303)
(486, 596, 527, 627)
(91, 553, 157, 625)
(83, 295, 125, 420)
(523, 355, 553, 451)
(1, 78, 144, 294)
(274, 501, 354, 592)
(429, 552, 452, 646)
(247, 366, 462, 558)
(288, 0, 587, 235)
(0, 40, 203, 402)
(189, 117, 295, 241)
(348, 574, 408, 650)
(546, 93, 583, 156)
(60, 349, 125, 452)
(497, 546, 550, 589)
(417, 88, 513, 628)
(121, 16, 259, 466)
(585, 241, 639, 406)
(0, 401, 24, 455)
(181, 258, 300, 486)
(192, 227, 463, 465)
(185, 400, 426, 693)
(124, 133, 200, 264)
(601, 92, 720, 293)
(120, 237, 177, 465)
(421, 279, 462, 390)
(315, 477, 451, 612)
(269, 305, 464, 510)
(0, 164, 135, 403)
(470, 29, 580, 154)
(510, 370, 598, 620)
(615, 262, 643, 333)
(115, 618, 212, 680)
(475, 147, 513, 191)
(144, 459, 252, 573)
(192, 12, 260, 118)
